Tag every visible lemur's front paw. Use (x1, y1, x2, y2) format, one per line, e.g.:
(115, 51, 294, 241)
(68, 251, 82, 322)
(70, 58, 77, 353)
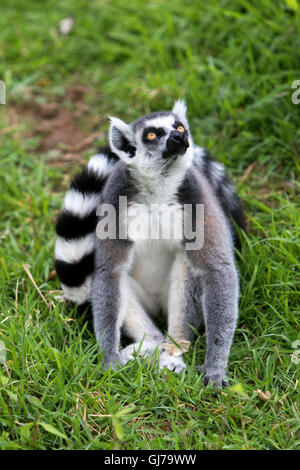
(119, 341, 162, 365)
(196, 364, 229, 388)
(102, 352, 122, 371)
(159, 351, 186, 374)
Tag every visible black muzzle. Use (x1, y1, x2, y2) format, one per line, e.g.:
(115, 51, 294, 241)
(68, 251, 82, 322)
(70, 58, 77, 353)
(163, 130, 189, 159)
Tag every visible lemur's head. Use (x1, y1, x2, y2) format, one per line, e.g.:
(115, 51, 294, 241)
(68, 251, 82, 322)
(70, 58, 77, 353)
(109, 100, 193, 173)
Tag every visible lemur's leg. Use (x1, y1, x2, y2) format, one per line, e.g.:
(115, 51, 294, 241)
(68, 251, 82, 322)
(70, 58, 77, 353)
(167, 252, 203, 341)
(168, 249, 238, 384)
(92, 241, 164, 368)
(122, 276, 164, 343)
(178, 167, 240, 386)
(91, 239, 133, 369)
(119, 278, 164, 365)
(160, 251, 203, 373)
(185, 172, 239, 387)
(195, 262, 239, 387)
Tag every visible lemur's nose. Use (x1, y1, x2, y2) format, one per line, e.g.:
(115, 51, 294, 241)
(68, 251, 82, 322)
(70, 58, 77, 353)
(163, 130, 189, 158)
(170, 130, 184, 143)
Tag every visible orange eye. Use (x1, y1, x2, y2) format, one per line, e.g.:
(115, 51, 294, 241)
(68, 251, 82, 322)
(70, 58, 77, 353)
(147, 132, 157, 140)
(177, 125, 185, 133)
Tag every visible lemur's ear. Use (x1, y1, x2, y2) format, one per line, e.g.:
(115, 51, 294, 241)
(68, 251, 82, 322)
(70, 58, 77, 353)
(172, 100, 189, 128)
(109, 117, 136, 161)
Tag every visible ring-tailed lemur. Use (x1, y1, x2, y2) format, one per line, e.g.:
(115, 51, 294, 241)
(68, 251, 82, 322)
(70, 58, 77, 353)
(54, 100, 246, 387)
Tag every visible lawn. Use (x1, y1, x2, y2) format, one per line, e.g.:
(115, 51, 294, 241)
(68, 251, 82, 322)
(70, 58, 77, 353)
(0, 0, 299, 450)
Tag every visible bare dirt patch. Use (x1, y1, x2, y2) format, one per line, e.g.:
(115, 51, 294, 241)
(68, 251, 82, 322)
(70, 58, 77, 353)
(4, 85, 103, 167)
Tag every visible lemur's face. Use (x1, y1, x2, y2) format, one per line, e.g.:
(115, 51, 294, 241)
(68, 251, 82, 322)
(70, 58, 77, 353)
(109, 100, 193, 172)
(134, 113, 189, 161)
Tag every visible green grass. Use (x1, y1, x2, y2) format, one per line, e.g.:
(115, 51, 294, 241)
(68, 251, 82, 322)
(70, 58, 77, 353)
(0, 0, 299, 450)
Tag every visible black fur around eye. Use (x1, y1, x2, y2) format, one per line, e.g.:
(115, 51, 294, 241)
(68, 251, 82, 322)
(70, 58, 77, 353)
(173, 121, 184, 131)
(142, 127, 166, 143)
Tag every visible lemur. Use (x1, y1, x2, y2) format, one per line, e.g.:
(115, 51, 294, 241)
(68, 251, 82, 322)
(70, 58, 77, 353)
(54, 100, 246, 387)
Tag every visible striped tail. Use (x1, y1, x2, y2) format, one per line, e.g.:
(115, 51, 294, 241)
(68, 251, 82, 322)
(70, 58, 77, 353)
(194, 146, 246, 247)
(54, 147, 118, 305)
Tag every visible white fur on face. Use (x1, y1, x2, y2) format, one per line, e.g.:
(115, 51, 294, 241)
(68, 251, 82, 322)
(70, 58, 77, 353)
(141, 114, 176, 131)
(172, 100, 189, 129)
(108, 101, 191, 166)
(132, 113, 192, 172)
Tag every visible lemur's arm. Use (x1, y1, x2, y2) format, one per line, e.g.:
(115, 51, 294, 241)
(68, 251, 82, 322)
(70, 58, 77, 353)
(92, 238, 131, 369)
(179, 167, 240, 387)
(91, 162, 136, 369)
(196, 261, 239, 387)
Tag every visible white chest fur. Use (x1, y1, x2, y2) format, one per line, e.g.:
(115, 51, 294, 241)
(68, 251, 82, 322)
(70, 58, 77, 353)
(129, 238, 180, 313)
(126, 201, 183, 243)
